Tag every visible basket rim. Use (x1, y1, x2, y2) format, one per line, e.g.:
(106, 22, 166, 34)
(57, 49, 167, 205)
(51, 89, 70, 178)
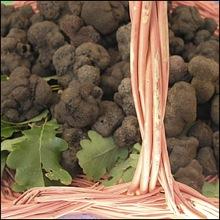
(1, 1, 219, 219)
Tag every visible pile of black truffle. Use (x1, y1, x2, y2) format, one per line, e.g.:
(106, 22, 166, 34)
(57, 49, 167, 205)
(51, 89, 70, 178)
(1, 1, 219, 192)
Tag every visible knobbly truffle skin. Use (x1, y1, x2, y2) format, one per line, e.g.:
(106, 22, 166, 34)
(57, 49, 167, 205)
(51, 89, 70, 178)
(1, 4, 15, 37)
(170, 6, 204, 41)
(53, 80, 103, 128)
(1, 28, 33, 76)
(174, 159, 205, 192)
(188, 56, 219, 104)
(81, 1, 125, 35)
(169, 36, 184, 55)
(202, 18, 218, 34)
(71, 25, 101, 47)
(1, 67, 52, 122)
(167, 136, 199, 173)
(197, 147, 217, 176)
(188, 121, 213, 148)
(191, 40, 219, 63)
(52, 44, 75, 87)
(59, 14, 83, 40)
(165, 82, 197, 137)
(53, 43, 107, 87)
(37, 1, 61, 20)
(61, 127, 86, 177)
(181, 42, 196, 62)
(74, 42, 111, 71)
(116, 23, 131, 61)
(53, 44, 75, 76)
(1, 4, 34, 37)
(30, 13, 44, 24)
(101, 61, 130, 98)
(114, 78, 136, 116)
(27, 21, 65, 76)
(27, 21, 65, 48)
(211, 95, 219, 126)
(169, 55, 188, 85)
(193, 29, 211, 46)
(68, 1, 82, 16)
(59, 14, 100, 47)
(92, 101, 124, 137)
(213, 131, 219, 167)
(113, 116, 141, 148)
(76, 65, 100, 85)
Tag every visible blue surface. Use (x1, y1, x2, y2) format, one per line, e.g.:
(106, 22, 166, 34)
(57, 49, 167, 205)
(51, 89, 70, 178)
(58, 213, 101, 219)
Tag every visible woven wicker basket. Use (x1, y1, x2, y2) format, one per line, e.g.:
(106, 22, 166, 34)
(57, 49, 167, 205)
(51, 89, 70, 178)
(1, 1, 219, 219)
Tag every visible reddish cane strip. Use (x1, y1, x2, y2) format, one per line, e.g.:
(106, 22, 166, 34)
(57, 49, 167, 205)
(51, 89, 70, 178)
(148, 2, 163, 193)
(140, 18, 154, 193)
(140, 54, 153, 193)
(138, 1, 152, 116)
(129, 1, 144, 137)
(128, 1, 144, 194)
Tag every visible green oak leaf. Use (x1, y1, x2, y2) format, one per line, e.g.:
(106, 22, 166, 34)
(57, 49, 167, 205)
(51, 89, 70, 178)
(118, 148, 129, 161)
(102, 143, 141, 186)
(202, 181, 219, 198)
(128, 153, 139, 167)
(122, 167, 136, 182)
(12, 183, 27, 192)
(1, 151, 8, 178)
(133, 143, 141, 152)
(77, 130, 122, 181)
(6, 119, 72, 192)
(1, 110, 49, 140)
(1, 121, 20, 139)
(1, 136, 27, 152)
(103, 159, 131, 186)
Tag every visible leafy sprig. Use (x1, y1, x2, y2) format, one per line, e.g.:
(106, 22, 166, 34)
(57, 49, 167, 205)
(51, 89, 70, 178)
(1, 119, 72, 191)
(77, 130, 128, 181)
(102, 143, 141, 186)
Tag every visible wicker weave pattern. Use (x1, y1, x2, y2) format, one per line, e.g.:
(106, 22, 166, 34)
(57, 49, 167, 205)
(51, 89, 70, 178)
(1, 1, 219, 219)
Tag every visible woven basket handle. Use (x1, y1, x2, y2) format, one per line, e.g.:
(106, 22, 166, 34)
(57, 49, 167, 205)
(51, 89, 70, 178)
(128, 1, 219, 217)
